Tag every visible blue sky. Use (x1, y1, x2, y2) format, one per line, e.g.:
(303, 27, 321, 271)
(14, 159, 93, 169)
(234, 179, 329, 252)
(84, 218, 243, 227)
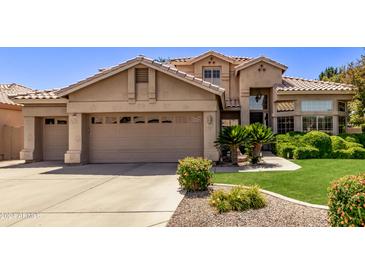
(0, 47, 363, 90)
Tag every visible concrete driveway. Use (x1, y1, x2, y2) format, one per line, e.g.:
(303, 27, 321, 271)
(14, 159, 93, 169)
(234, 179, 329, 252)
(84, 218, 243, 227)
(0, 161, 184, 227)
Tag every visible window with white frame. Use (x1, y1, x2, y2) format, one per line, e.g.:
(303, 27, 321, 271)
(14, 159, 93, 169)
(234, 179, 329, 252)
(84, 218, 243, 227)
(302, 116, 333, 133)
(301, 100, 332, 112)
(203, 67, 220, 85)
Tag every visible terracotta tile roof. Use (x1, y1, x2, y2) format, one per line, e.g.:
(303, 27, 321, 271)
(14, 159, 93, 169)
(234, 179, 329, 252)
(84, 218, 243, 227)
(56, 56, 225, 97)
(0, 83, 33, 106)
(276, 76, 355, 92)
(170, 51, 252, 64)
(12, 89, 60, 100)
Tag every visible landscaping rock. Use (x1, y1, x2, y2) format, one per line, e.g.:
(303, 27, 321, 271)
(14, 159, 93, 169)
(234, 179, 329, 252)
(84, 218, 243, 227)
(168, 186, 328, 227)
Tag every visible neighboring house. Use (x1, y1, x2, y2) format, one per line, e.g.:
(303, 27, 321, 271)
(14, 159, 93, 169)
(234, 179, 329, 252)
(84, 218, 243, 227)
(12, 51, 355, 164)
(0, 84, 32, 160)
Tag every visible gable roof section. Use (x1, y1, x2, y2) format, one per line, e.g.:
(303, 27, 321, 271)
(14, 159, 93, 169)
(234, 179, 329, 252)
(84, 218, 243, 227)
(234, 56, 288, 75)
(170, 50, 251, 65)
(56, 56, 225, 98)
(275, 76, 356, 94)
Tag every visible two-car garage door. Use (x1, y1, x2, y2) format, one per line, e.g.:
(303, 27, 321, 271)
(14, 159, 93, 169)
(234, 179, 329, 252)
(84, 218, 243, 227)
(89, 112, 203, 163)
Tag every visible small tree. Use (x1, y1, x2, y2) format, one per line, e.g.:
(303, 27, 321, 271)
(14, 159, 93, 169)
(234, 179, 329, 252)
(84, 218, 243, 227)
(215, 125, 247, 165)
(246, 123, 275, 164)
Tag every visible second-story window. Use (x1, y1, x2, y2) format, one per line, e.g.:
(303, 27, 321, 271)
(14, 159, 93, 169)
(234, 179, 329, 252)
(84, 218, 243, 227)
(203, 67, 220, 85)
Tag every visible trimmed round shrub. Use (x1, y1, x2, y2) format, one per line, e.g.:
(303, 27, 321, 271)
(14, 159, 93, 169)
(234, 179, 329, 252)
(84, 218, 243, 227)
(245, 185, 267, 209)
(276, 143, 297, 159)
(302, 131, 332, 157)
(228, 186, 251, 211)
(209, 190, 231, 213)
(328, 174, 365, 227)
(177, 157, 213, 191)
(293, 146, 320, 159)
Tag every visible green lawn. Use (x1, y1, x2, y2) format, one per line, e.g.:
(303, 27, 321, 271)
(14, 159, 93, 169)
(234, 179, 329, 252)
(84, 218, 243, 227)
(213, 159, 365, 205)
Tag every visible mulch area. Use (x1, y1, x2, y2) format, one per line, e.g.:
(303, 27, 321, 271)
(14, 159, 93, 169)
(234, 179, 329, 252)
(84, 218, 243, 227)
(168, 186, 329, 227)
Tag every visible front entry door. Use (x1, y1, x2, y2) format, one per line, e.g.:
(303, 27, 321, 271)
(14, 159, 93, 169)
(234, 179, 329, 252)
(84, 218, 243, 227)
(250, 112, 263, 124)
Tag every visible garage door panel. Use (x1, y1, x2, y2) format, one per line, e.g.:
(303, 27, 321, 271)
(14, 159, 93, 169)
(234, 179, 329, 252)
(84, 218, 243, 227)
(43, 118, 69, 161)
(89, 112, 203, 163)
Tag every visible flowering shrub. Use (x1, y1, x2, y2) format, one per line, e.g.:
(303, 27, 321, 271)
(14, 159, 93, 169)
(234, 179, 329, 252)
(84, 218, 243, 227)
(209, 185, 267, 213)
(228, 186, 251, 211)
(209, 190, 231, 213)
(328, 174, 365, 227)
(177, 157, 213, 191)
(245, 185, 267, 209)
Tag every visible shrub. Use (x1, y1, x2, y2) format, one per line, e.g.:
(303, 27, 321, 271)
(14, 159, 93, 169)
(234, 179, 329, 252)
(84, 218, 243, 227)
(293, 146, 320, 159)
(347, 147, 365, 159)
(209, 190, 231, 213)
(209, 186, 267, 213)
(276, 142, 296, 159)
(228, 186, 251, 211)
(330, 136, 347, 150)
(328, 174, 365, 227)
(332, 149, 352, 159)
(177, 157, 213, 191)
(339, 133, 365, 147)
(345, 136, 358, 143)
(361, 124, 365, 133)
(245, 185, 267, 209)
(302, 131, 332, 157)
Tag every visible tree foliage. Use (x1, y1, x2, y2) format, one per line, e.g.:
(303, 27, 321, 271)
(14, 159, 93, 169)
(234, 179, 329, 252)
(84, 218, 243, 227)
(319, 54, 365, 125)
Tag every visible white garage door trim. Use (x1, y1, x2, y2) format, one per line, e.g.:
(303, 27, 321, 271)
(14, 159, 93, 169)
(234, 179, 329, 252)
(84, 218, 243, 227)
(89, 112, 203, 163)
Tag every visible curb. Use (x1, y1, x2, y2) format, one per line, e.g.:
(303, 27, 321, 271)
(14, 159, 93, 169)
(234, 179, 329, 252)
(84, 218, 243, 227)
(214, 183, 329, 210)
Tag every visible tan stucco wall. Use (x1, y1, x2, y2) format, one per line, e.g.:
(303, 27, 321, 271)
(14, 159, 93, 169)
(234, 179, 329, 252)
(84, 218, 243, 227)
(272, 93, 354, 134)
(175, 56, 236, 100)
(0, 108, 23, 160)
(69, 71, 129, 102)
(238, 62, 283, 125)
(21, 65, 221, 163)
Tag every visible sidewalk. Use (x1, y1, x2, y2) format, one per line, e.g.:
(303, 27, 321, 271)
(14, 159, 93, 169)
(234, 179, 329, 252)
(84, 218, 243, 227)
(213, 152, 301, 173)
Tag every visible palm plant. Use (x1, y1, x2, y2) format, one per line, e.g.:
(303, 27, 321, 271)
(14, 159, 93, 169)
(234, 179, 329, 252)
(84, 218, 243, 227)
(215, 125, 248, 165)
(246, 123, 275, 164)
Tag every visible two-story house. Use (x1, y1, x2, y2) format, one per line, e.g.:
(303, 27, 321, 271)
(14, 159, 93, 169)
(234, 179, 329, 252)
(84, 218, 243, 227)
(12, 51, 355, 164)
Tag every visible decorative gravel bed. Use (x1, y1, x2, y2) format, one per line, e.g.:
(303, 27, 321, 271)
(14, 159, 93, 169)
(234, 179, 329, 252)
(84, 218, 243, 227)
(168, 186, 329, 227)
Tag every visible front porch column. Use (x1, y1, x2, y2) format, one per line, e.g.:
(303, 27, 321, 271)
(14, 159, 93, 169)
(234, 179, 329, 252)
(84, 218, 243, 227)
(333, 115, 339, 135)
(20, 116, 42, 162)
(272, 117, 277, 133)
(203, 112, 219, 161)
(64, 113, 86, 164)
(294, 115, 302, 132)
(239, 89, 250, 126)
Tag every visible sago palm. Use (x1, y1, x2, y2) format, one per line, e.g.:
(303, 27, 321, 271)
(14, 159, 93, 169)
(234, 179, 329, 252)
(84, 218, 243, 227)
(215, 125, 248, 165)
(246, 123, 275, 163)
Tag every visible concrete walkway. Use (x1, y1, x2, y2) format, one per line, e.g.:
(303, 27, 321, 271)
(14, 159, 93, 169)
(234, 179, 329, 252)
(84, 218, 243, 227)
(213, 152, 301, 173)
(0, 161, 183, 227)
